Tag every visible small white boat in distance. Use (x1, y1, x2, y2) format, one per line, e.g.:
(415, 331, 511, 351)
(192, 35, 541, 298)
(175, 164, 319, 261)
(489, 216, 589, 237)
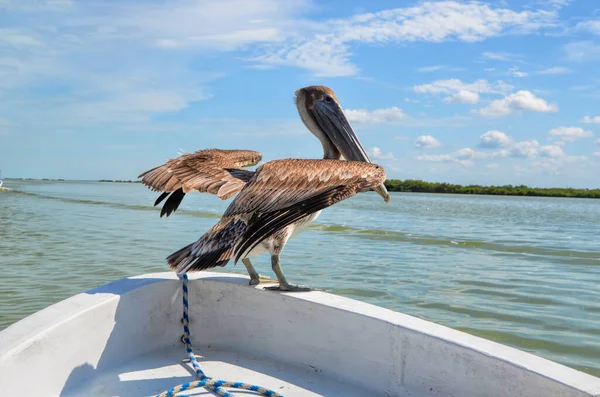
(1, 272, 599, 397)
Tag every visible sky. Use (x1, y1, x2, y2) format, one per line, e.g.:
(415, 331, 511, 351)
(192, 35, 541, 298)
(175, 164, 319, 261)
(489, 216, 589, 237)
(2, 0, 600, 188)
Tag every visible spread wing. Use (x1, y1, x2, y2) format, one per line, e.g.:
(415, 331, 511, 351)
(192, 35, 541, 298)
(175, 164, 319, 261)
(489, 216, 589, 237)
(138, 149, 262, 217)
(229, 159, 386, 263)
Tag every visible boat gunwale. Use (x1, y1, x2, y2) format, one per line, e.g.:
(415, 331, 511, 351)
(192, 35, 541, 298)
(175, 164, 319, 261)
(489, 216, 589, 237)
(1, 271, 599, 396)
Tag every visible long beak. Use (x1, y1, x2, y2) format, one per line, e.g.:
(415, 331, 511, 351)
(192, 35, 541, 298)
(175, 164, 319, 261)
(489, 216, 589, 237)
(312, 101, 391, 203)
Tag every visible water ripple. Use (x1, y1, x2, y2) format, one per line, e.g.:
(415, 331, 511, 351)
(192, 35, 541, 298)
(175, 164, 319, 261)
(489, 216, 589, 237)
(1, 181, 599, 378)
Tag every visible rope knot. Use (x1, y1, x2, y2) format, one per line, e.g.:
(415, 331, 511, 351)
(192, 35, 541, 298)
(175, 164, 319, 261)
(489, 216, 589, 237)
(150, 274, 284, 397)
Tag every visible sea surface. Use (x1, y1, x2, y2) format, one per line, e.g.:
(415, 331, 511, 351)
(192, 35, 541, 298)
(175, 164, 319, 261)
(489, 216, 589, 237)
(1, 179, 599, 377)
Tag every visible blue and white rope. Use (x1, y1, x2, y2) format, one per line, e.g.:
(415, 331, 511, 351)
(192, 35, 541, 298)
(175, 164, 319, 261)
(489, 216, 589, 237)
(150, 274, 284, 397)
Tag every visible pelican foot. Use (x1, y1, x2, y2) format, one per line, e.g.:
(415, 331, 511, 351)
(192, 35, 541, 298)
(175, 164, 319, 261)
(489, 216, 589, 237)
(249, 274, 272, 286)
(264, 284, 320, 292)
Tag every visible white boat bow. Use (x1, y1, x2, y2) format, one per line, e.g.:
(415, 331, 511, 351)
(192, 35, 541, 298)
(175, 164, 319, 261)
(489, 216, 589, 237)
(0, 271, 599, 397)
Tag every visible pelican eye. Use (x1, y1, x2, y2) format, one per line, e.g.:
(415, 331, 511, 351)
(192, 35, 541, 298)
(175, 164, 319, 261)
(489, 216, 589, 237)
(324, 95, 333, 103)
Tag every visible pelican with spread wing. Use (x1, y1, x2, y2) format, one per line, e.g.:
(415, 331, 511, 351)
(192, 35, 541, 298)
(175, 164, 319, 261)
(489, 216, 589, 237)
(139, 86, 390, 291)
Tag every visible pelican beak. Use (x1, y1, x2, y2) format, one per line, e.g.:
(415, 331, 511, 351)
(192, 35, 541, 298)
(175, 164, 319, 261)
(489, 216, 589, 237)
(373, 183, 391, 203)
(312, 100, 391, 203)
(312, 100, 372, 163)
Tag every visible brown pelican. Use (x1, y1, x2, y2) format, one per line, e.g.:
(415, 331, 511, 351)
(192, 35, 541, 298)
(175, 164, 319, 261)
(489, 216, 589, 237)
(139, 86, 390, 291)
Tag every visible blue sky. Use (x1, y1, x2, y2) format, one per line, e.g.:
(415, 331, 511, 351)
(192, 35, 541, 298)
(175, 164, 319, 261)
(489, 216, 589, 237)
(2, 0, 600, 187)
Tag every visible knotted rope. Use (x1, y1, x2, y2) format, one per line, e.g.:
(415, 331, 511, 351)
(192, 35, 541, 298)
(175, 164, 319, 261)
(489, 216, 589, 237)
(150, 274, 284, 397)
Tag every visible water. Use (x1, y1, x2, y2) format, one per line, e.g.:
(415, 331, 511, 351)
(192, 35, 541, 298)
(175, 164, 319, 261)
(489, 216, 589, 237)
(1, 180, 599, 377)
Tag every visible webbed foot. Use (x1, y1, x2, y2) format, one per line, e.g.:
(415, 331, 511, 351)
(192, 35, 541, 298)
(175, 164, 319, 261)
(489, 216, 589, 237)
(249, 274, 272, 286)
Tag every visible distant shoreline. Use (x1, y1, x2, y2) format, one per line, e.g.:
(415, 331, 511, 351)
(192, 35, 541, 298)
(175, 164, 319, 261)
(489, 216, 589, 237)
(4, 178, 599, 198)
(98, 179, 142, 183)
(384, 179, 600, 199)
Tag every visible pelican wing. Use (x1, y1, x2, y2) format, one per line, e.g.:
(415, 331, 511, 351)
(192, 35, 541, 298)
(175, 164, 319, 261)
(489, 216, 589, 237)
(228, 159, 387, 262)
(138, 149, 262, 217)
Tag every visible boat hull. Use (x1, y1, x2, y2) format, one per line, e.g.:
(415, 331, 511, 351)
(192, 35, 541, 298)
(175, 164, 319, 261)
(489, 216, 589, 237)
(0, 272, 599, 397)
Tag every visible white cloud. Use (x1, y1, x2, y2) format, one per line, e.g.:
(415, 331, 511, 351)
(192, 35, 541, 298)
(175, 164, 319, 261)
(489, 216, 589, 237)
(596, 139, 600, 146)
(253, 1, 558, 76)
(414, 78, 511, 95)
(345, 107, 405, 124)
(415, 135, 442, 149)
(563, 41, 600, 62)
(548, 126, 594, 142)
(455, 148, 475, 159)
(508, 67, 528, 77)
(535, 66, 571, 75)
(575, 20, 600, 35)
(0, 29, 44, 47)
(369, 147, 394, 160)
(486, 162, 500, 169)
(416, 136, 560, 168)
(475, 90, 558, 116)
(416, 154, 454, 162)
(417, 65, 445, 72)
(443, 90, 480, 104)
(545, 0, 572, 9)
(417, 65, 465, 73)
(593, 152, 600, 157)
(0, 0, 309, 128)
(539, 145, 564, 157)
(416, 147, 477, 167)
(510, 140, 540, 158)
(251, 37, 358, 77)
(479, 130, 513, 148)
(482, 52, 523, 62)
(582, 116, 600, 124)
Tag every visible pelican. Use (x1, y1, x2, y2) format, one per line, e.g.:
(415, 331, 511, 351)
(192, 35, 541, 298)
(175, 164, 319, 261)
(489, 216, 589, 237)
(139, 86, 390, 291)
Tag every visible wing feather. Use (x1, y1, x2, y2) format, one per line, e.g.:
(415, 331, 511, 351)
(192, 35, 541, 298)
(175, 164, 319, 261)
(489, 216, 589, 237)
(138, 149, 262, 217)
(228, 159, 386, 261)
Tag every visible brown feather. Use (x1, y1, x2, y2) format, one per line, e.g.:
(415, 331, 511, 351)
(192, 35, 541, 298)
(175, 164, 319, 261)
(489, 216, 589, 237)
(138, 149, 262, 216)
(165, 158, 386, 272)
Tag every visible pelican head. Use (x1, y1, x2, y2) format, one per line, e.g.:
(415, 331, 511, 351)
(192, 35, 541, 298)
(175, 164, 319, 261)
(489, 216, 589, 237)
(295, 85, 390, 203)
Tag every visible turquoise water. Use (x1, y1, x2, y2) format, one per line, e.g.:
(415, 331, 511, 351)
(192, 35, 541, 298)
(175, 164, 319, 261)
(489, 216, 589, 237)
(1, 180, 599, 377)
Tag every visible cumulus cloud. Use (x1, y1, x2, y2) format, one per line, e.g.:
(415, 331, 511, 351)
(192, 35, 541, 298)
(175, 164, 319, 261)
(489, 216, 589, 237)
(475, 90, 558, 116)
(582, 116, 600, 124)
(369, 147, 394, 160)
(455, 148, 475, 159)
(548, 126, 594, 142)
(416, 152, 474, 167)
(443, 90, 480, 104)
(416, 135, 556, 167)
(415, 135, 442, 149)
(539, 145, 564, 157)
(510, 140, 540, 158)
(416, 147, 485, 167)
(345, 107, 405, 124)
(479, 130, 513, 148)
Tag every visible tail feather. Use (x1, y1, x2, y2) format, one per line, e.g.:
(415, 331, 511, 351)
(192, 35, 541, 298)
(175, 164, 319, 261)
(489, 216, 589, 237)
(167, 218, 247, 273)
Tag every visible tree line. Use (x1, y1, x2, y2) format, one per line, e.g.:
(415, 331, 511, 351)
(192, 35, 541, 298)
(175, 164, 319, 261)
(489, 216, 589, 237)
(384, 179, 600, 199)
